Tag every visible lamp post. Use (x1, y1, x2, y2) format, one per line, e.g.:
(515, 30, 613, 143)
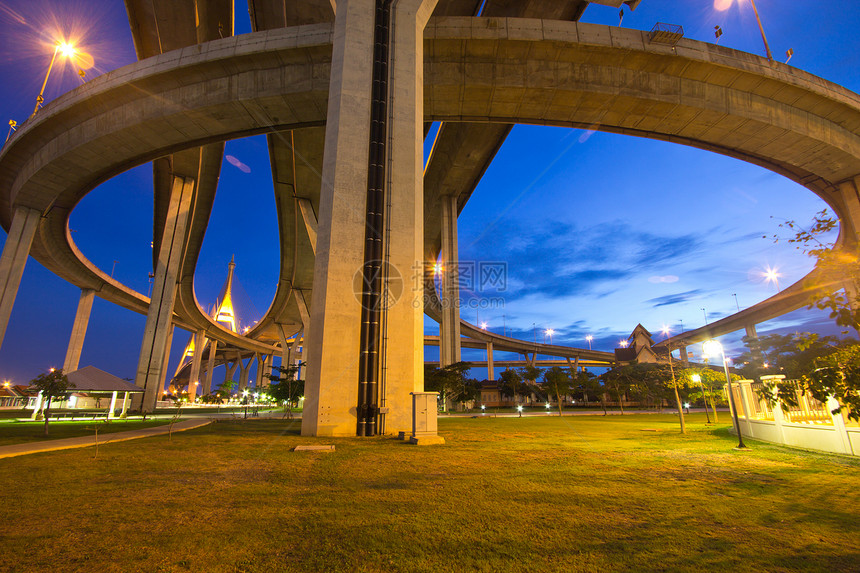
(747, 0, 774, 62)
(690, 374, 712, 424)
(586, 335, 593, 350)
(718, 0, 773, 62)
(545, 329, 554, 344)
(702, 340, 747, 449)
(33, 42, 77, 116)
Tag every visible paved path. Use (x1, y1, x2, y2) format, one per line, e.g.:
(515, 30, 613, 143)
(0, 419, 212, 459)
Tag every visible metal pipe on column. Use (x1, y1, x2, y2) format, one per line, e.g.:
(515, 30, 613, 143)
(357, 0, 395, 437)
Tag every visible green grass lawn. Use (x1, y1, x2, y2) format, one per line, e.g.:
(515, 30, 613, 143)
(0, 414, 857, 572)
(0, 418, 172, 446)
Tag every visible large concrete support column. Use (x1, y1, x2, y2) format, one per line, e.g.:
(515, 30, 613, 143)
(187, 329, 206, 401)
(63, 288, 95, 372)
(486, 342, 494, 381)
(0, 206, 41, 351)
(224, 360, 238, 386)
(261, 355, 272, 389)
(838, 177, 860, 243)
(302, 0, 437, 437)
(238, 357, 250, 391)
(135, 176, 195, 411)
(276, 324, 292, 372)
(745, 323, 758, 340)
(838, 178, 860, 314)
(679, 346, 689, 365)
(203, 338, 217, 396)
(745, 323, 762, 363)
(254, 353, 267, 389)
(439, 194, 461, 366)
(291, 334, 304, 379)
(159, 324, 175, 398)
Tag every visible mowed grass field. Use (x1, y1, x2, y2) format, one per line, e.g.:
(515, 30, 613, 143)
(0, 414, 857, 572)
(0, 419, 172, 446)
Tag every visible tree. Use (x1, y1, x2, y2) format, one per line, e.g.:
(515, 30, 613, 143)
(599, 367, 634, 414)
(736, 332, 838, 380)
(456, 378, 483, 411)
(424, 362, 472, 412)
(575, 370, 606, 413)
(268, 363, 305, 418)
(542, 367, 572, 416)
(760, 340, 860, 421)
(678, 367, 732, 423)
(775, 209, 860, 330)
(767, 210, 860, 416)
(497, 368, 522, 405)
(215, 380, 236, 403)
(29, 369, 75, 437)
(518, 365, 543, 405)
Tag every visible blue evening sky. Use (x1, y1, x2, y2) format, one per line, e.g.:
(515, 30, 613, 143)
(0, 1, 858, 383)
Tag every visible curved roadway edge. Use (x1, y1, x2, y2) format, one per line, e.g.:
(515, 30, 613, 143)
(2, 19, 859, 362)
(653, 269, 846, 351)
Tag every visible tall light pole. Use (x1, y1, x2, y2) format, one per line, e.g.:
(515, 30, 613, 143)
(586, 334, 593, 350)
(703, 340, 747, 449)
(545, 329, 554, 344)
(718, 0, 773, 62)
(33, 41, 77, 116)
(690, 373, 712, 424)
(747, 0, 774, 62)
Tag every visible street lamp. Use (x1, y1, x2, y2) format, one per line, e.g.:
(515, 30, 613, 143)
(702, 339, 747, 449)
(690, 373, 712, 424)
(619, 339, 628, 348)
(545, 328, 554, 344)
(585, 335, 593, 350)
(33, 41, 77, 116)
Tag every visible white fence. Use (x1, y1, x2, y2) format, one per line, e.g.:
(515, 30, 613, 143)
(724, 377, 858, 456)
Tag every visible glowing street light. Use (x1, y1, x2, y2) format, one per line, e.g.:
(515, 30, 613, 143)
(545, 328, 554, 343)
(619, 339, 628, 348)
(661, 325, 670, 339)
(481, 322, 488, 330)
(585, 335, 593, 350)
(33, 41, 77, 116)
(763, 267, 781, 292)
(702, 339, 747, 449)
(516, 404, 523, 417)
(714, 0, 773, 62)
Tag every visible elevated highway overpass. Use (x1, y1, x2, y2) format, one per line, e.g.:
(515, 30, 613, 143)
(1, 1, 859, 435)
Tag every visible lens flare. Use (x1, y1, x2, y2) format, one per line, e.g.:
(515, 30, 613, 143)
(714, 0, 733, 11)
